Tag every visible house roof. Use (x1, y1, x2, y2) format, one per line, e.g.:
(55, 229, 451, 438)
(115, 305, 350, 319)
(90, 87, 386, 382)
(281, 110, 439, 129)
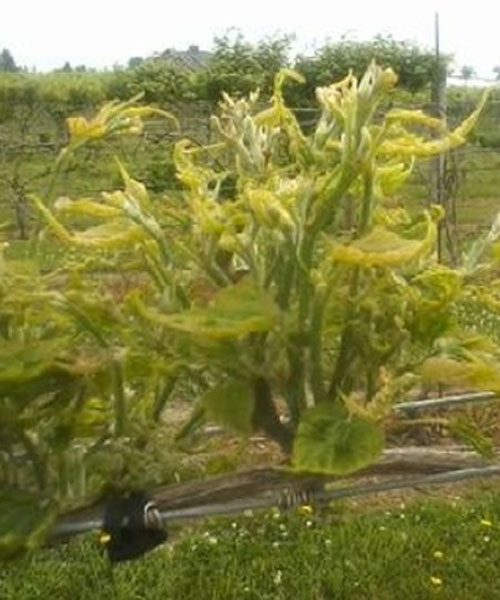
(159, 45, 212, 71)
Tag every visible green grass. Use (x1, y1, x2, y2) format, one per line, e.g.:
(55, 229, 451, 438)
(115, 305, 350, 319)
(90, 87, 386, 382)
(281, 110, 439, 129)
(2, 491, 500, 599)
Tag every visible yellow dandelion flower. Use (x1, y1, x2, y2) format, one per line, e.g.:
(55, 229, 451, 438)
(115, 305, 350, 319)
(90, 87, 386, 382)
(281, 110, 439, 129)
(430, 576, 443, 586)
(433, 551, 444, 560)
(299, 505, 314, 516)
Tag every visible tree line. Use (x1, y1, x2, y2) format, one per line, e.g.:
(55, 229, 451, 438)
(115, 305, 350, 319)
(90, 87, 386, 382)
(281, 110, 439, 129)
(0, 34, 451, 110)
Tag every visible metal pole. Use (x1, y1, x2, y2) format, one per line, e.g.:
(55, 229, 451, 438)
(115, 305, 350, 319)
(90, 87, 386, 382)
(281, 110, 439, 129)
(432, 12, 447, 263)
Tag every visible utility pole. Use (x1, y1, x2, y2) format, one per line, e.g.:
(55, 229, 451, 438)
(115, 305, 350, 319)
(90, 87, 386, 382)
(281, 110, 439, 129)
(431, 12, 447, 262)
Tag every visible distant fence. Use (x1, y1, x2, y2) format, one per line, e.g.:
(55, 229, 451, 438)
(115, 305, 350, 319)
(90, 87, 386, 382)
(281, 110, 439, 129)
(1, 96, 500, 246)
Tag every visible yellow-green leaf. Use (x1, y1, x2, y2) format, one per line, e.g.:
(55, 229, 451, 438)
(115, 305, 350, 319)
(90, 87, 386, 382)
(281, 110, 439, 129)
(202, 380, 255, 435)
(293, 404, 384, 475)
(54, 197, 121, 219)
(421, 356, 500, 392)
(134, 278, 280, 340)
(116, 159, 151, 210)
(385, 109, 444, 130)
(66, 116, 106, 143)
(331, 220, 436, 268)
(379, 90, 488, 158)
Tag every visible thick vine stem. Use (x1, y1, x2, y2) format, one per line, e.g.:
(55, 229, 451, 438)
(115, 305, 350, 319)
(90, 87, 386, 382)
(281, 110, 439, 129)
(252, 377, 294, 455)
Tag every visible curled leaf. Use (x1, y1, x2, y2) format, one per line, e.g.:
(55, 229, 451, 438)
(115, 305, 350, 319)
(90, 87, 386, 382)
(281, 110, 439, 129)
(54, 197, 122, 219)
(115, 159, 151, 210)
(421, 356, 500, 392)
(66, 95, 177, 146)
(385, 109, 444, 131)
(331, 214, 437, 268)
(133, 278, 280, 340)
(379, 90, 489, 158)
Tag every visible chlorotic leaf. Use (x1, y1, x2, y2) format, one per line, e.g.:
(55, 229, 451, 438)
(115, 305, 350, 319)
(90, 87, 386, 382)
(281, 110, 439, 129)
(135, 278, 280, 340)
(379, 90, 488, 158)
(54, 197, 122, 219)
(68, 221, 147, 248)
(293, 404, 384, 475)
(385, 109, 444, 130)
(331, 221, 436, 268)
(201, 380, 255, 435)
(421, 356, 500, 392)
(67, 116, 106, 143)
(116, 159, 151, 210)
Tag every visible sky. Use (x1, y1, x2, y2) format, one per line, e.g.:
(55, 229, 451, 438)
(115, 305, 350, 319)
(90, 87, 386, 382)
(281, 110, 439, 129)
(1, 0, 499, 79)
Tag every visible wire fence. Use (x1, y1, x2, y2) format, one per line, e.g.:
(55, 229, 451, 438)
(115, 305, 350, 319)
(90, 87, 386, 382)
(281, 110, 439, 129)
(1, 102, 499, 267)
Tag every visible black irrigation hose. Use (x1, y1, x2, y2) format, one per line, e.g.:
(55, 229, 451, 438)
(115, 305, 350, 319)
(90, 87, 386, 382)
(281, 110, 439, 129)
(51, 464, 500, 541)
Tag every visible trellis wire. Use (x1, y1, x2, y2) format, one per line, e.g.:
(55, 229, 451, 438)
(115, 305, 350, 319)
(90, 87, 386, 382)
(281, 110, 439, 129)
(51, 390, 500, 538)
(201, 391, 500, 437)
(52, 464, 500, 538)
(393, 391, 498, 414)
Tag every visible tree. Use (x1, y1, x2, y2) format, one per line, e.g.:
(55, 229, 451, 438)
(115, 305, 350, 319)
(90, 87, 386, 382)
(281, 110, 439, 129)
(459, 65, 476, 85)
(124, 59, 192, 102)
(128, 56, 144, 69)
(195, 33, 292, 103)
(292, 35, 447, 105)
(493, 65, 500, 81)
(59, 61, 73, 73)
(0, 48, 18, 72)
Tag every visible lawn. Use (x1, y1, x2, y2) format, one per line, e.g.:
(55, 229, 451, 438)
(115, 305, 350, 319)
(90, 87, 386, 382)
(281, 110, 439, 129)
(2, 487, 500, 600)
